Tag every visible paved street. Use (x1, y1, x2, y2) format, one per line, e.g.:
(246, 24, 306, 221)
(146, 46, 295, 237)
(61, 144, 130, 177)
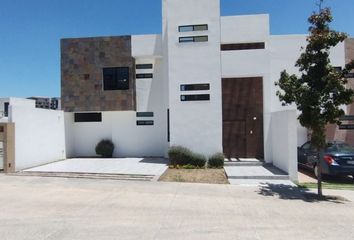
(0, 175, 354, 240)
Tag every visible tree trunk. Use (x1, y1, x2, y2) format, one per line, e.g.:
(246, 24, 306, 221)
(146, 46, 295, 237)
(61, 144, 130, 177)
(317, 150, 323, 197)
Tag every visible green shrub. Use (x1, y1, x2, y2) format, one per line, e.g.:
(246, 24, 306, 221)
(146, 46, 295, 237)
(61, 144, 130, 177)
(208, 153, 225, 168)
(95, 139, 114, 158)
(168, 146, 206, 168)
(189, 153, 207, 168)
(168, 146, 193, 167)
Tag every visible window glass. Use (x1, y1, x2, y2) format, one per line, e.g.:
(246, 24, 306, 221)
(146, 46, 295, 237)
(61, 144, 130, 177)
(221, 42, 265, 51)
(194, 25, 208, 31)
(179, 36, 208, 43)
(103, 67, 129, 90)
(179, 24, 208, 32)
(137, 120, 154, 126)
(181, 94, 210, 101)
(4, 102, 9, 117)
(136, 73, 153, 79)
(136, 112, 154, 117)
(180, 84, 210, 91)
(75, 113, 102, 122)
(179, 37, 194, 43)
(136, 64, 153, 69)
(179, 26, 194, 32)
(194, 36, 208, 42)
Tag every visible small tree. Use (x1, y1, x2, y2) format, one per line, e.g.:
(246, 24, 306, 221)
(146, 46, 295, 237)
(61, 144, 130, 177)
(275, 3, 354, 197)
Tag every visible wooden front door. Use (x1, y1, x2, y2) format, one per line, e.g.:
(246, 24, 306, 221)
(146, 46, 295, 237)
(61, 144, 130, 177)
(222, 77, 264, 159)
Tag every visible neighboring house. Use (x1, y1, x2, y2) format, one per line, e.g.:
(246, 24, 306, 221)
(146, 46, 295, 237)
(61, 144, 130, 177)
(27, 97, 61, 110)
(61, 0, 353, 169)
(0, 98, 36, 121)
(326, 39, 354, 145)
(0, 97, 66, 172)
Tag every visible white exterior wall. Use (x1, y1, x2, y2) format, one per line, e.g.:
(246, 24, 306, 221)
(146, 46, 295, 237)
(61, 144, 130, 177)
(163, 0, 223, 156)
(9, 105, 66, 170)
(65, 111, 166, 158)
(221, 15, 270, 44)
(270, 110, 298, 181)
(132, 35, 162, 58)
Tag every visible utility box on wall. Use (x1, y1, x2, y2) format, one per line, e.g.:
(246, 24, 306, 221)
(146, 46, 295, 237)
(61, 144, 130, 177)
(0, 123, 15, 173)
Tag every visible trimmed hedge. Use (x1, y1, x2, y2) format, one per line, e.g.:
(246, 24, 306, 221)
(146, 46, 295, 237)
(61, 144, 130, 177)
(95, 139, 114, 158)
(208, 153, 225, 169)
(168, 146, 206, 168)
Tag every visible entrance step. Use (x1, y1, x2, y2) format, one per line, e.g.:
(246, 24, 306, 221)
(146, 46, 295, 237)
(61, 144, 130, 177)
(224, 165, 289, 181)
(11, 172, 155, 181)
(224, 158, 265, 167)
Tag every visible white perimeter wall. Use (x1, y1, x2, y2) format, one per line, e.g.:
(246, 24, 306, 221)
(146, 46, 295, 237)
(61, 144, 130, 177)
(65, 111, 167, 158)
(10, 105, 66, 170)
(270, 110, 298, 181)
(163, 0, 223, 156)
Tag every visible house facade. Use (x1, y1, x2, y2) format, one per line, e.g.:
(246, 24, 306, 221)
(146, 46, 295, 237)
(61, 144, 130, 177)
(61, 0, 352, 176)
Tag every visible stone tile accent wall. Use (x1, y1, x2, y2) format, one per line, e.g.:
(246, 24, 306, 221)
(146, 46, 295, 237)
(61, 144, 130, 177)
(61, 36, 135, 112)
(345, 38, 354, 64)
(327, 39, 354, 144)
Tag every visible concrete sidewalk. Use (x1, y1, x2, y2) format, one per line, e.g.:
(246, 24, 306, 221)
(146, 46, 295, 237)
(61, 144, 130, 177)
(225, 165, 295, 186)
(0, 175, 353, 240)
(22, 158, 168, 180)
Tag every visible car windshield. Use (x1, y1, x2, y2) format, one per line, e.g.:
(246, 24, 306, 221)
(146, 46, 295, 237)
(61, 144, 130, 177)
(326, 143, 354, 152)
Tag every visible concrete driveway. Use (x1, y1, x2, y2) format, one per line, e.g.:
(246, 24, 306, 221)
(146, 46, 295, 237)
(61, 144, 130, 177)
(1, 175, 354, 240)
(22, 158, 168, 180)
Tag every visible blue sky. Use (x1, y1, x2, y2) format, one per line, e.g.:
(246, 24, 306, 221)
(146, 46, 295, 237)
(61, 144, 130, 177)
(0, 0, 353, 97)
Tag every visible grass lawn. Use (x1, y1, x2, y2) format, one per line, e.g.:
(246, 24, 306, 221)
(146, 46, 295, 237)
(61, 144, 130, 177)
(298, 181, 354, 191)
(159, 168, 229, 184)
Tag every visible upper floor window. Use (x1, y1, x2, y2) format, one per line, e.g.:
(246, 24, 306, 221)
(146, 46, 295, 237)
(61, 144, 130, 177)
(4, 102, 9, 117)
(221, 42, 265, 51)
(179, 36, 208, 43)
(103, 67, 129, 91)
(179, 24, 208, 32)
(136, 64, 153, 69)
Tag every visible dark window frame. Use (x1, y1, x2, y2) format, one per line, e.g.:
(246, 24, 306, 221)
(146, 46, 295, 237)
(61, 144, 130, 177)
(179, 36, 208, 43)
(221, 42, 265, 51)
(180, 84, 210, 91)
(136, 73, 153, 79)
(137, 120, 154, 126)
(4, 102, 9, 117)
(181, 94, 210, 102)
(167, 109, 170, 142)
(136, 112, 154, 117)
(136, 64, 153, 70)
(74, 113, 102, 123)
(178, 24, 208, 32)
(103, 67, 130, 91)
